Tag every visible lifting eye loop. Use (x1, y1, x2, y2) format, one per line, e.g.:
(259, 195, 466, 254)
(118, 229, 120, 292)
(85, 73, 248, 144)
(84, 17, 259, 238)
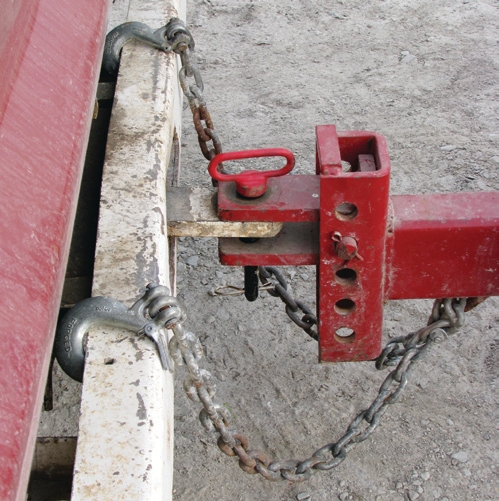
(208, 148, 295, 198)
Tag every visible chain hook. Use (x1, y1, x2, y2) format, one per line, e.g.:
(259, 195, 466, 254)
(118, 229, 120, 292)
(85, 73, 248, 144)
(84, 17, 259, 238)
(55, 283, 177, 381)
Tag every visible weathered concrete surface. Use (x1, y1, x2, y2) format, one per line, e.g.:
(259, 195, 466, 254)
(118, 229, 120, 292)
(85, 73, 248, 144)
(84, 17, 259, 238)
(71, 1, 185, 500)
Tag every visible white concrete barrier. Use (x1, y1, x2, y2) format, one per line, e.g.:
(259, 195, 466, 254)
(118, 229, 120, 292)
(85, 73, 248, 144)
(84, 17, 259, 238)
(72, 1, 185, 499)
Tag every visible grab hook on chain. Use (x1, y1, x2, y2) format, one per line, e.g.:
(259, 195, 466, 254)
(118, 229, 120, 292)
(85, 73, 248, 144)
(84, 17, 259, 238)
(102, 18, 194, 77)
(54, 283, 179, 381)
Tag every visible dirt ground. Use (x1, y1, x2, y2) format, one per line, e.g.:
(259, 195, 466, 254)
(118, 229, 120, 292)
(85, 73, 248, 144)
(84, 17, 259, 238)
(39, 0, 498, 500)
(172, 1, 498, 500)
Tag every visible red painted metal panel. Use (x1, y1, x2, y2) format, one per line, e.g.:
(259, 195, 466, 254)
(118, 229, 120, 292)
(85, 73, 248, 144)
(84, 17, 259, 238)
(217, 175, 320, 222)
(315, 124, 342, 175)
(0, 0, 39, 117)
(0, 0, 108, 499)
(317, 127, 391, 362)
(386, 192, 499, 299)
(219, 193, 499, 299)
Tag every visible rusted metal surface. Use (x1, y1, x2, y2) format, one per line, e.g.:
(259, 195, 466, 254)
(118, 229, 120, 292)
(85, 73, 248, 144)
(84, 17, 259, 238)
(167, 186, 283, 237)
(174, 27, 221, 163)
(71, 1, 185, 499)
(0, 0, 108, 499)
(217, 125, 499, 363)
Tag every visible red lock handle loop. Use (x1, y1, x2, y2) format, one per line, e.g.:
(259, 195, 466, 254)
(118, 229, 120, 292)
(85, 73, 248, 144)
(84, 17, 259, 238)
(208, 148, 295, 198)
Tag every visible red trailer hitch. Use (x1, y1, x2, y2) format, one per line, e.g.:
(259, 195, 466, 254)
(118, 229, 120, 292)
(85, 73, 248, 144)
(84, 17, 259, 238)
(209, 124, 499, 363)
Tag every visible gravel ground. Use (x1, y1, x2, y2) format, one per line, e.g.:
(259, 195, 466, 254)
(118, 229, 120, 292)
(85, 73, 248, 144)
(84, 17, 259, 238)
(172, 1, 498, 500)
(39, 1, 498, 500)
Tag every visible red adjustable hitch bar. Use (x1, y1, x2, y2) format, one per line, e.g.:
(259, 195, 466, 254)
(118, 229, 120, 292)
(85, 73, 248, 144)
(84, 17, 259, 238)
(209, 125, 499, 363)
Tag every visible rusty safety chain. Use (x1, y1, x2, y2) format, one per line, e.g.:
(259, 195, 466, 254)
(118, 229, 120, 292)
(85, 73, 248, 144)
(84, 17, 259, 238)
(214, 267, 318, 339)
(166, 19, 223, 164)
(259, 266, 319, 341)
(162, 288, 468, 482)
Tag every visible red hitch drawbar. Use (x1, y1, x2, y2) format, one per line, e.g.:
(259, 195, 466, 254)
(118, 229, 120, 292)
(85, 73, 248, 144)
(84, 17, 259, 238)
(209, 125, 499, 363)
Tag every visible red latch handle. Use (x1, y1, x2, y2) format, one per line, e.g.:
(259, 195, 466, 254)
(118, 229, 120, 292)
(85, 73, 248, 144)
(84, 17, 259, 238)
(208, 148, 295, 198)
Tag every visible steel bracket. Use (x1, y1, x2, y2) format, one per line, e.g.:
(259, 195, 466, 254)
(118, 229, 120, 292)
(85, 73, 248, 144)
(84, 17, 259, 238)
(215, 125, 499, 362)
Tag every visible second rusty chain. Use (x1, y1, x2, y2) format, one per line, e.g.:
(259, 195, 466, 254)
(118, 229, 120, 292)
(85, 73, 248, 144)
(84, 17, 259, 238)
(167, 18, 223, 165)
(259, 266, 319, 341)
(164, 291, 468, 482)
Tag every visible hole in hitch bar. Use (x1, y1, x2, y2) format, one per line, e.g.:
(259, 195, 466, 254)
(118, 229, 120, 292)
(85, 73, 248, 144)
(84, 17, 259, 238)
(335, 203, 358, 221)
(334, 268, 357, 285)
(334, 299, 356, 315)
(334, 327, 356, 343)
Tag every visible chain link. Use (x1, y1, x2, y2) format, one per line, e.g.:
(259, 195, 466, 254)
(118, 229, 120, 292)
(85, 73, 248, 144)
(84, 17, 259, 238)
(159, 283, 468, 482)
(167, 19, 223, 166)
(258, 266, 318, 340)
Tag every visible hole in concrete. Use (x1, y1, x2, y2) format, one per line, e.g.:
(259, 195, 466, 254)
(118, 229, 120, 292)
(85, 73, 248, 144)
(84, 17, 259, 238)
(335, 202, 358, 221)
(104, 358, 116, 365)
